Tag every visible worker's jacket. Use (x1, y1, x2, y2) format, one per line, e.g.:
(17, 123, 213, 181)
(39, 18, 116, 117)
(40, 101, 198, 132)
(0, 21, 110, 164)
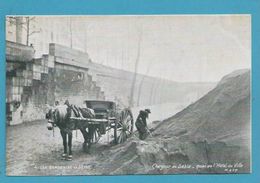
(135, 110, 148, 133)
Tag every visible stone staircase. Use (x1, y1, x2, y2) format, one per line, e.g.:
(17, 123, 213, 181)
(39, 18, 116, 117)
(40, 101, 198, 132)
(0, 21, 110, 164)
(6, 42, 106, 124)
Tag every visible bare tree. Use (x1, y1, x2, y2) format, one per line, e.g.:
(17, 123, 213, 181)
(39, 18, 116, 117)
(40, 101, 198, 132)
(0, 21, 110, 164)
(6, 16, 41, 45)
(129, 27, 143, 107)
(149, 79, 157, 105)
(25, 17, 41, 46)
(156, 78, 163, 104)
(136, 63, 152, 106)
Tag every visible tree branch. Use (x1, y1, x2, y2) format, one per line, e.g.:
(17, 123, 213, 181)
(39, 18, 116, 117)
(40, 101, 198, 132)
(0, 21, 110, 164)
(28, 29, 41, 36)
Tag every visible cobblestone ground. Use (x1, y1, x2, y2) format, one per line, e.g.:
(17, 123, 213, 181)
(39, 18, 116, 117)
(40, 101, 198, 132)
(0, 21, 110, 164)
(6, 120, 114, 176)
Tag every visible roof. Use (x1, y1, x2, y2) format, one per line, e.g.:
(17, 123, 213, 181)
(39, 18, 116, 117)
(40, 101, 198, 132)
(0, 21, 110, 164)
(84, 100, 115, 104)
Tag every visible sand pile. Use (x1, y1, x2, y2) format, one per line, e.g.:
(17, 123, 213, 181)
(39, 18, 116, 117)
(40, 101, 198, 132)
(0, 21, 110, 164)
(96, 69, 251, 175)
(155, 69, 250, 147)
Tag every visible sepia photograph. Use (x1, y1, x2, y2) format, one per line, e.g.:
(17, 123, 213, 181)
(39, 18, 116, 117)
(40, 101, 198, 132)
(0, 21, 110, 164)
(5, 15, 251, 176)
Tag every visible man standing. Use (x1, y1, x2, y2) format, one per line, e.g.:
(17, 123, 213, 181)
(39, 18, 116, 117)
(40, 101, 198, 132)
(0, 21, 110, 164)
(135, 109, 151, 140)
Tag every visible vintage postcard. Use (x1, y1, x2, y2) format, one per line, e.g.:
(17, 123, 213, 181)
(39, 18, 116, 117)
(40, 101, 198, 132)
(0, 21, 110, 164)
(5, 15, 251, 176)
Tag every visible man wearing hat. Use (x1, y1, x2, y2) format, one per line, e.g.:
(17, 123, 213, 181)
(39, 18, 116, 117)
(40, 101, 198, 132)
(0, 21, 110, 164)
(135, 109, 151, 140)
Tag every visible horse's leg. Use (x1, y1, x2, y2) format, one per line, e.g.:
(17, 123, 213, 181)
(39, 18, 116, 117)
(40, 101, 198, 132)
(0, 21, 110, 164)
(67, 132, 73, 161)
(80, 128, 89, 153)
(87, 126, 94, 150)
(60, 130, 67, 160)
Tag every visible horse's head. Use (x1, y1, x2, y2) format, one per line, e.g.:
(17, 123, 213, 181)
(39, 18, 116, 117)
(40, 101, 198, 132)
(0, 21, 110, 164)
(46, 108, 56, 130)
(46, 105, 69, 130)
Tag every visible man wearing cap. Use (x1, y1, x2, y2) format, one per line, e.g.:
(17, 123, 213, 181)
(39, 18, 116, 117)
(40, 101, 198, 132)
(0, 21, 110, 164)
(135, 109, 151, 140)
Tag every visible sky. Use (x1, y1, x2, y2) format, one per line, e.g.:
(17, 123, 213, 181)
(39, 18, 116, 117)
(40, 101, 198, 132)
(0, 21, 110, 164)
(28, 15, 251, 82)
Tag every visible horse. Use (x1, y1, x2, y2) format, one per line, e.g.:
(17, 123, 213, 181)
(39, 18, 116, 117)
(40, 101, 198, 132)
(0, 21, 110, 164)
(46, 104, 95, 161)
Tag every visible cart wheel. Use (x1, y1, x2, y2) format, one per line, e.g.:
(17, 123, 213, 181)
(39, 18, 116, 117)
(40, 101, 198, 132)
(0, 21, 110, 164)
(114, 109, 134, 144)
(91, 128, 101, 144)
